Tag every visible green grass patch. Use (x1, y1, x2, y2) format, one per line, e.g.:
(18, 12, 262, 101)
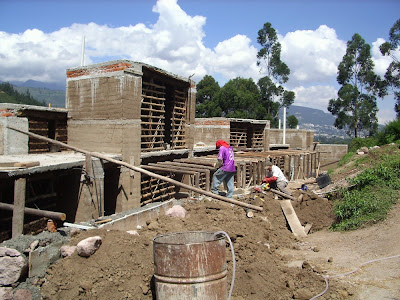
(337, 151, 356, 167)
(331, 152, 400, 231)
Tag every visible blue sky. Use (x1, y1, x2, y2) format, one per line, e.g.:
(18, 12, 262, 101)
(0, 0, 399, 123)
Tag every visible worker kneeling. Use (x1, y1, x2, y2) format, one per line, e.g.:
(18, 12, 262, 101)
(263, 161, 292, 196)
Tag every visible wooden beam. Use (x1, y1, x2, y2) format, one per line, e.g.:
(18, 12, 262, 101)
(280, 200, 307, 237)
(270, 189, 296, 201)
(0, 202, 66, 221)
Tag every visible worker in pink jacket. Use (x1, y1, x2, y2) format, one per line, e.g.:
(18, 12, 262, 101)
(211, 140, 236, 198)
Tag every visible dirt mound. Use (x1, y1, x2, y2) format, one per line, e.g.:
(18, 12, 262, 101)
(39, 190, 350, 300)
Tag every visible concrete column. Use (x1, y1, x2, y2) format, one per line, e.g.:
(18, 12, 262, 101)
(12, 177, 26, 238)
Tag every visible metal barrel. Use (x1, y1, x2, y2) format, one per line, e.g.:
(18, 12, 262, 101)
(153, 231, 227, 299)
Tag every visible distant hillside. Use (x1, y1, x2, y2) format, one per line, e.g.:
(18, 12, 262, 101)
(279, 105, 348, 138)
(10, 79, 65, 91)
(0, 82, 47, 107)
(13, 86, 66, 108)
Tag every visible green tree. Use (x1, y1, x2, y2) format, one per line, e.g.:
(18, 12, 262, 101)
(328, 33, 382, 138)
(256, 22, 295, 126)
(196, 75, 221, 117)
(214, 77, 266, 119)
(287, 115, 298, 129)
(380, 18, 400, 118)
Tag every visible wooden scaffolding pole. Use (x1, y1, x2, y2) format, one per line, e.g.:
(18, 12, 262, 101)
(0, 202, 66, 221)
(8, 126, 263, 212)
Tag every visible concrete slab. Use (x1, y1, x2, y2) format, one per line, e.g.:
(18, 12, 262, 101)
(0, 151, 122, 177)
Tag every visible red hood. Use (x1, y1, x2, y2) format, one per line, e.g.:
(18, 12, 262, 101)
(216, 140, 230, 148)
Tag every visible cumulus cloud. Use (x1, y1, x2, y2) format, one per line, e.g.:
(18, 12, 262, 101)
(279, 25, 346, 87)
(212, 34, 259, 80)
(292, 85, 338, 112)
(0, 0, 395, 123)
(371, 38, 399, 76)
(0, 1, 349, 88)
(0, 0, 211, 84)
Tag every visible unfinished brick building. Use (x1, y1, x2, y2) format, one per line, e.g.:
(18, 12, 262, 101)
(66, 60, 197, 215)
(1, 60, 346, 241)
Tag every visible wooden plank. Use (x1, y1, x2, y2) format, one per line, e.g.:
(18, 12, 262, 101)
(12, 177, 26, 238)
(279, 199, 307, 237)
(0, 202, 66, 221)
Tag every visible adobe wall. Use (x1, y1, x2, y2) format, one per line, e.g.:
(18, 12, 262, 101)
(0, 117, 29, 155)
(316, 144, 348, 169)
(66, 60, 195, 216)
(268, 129, 314, 150)
(193, 118, 230, 147)
(66, 64, 143, 213)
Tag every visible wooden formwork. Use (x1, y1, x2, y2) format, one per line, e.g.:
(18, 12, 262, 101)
(236, 149, 319, 182)
(230, 122, 266, 150)
(141, 81, 166, 151)
(230, 123, 247, 148)
(138, 149, 318, 206)
(139, 157, 215, 205)
(140, 175, 175, 205)
(15, 108, 68, 154)
(141, 81, 188, 152)
(251, 124, 265, 149)
(171, 88, 187, 150)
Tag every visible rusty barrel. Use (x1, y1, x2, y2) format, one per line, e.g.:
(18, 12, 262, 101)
(153, 231, 227, 299)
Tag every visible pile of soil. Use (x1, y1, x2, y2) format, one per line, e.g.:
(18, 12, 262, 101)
(39, 189, 351, 300)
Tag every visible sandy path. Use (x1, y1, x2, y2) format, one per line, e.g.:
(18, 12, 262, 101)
(280, 200, 400, 299)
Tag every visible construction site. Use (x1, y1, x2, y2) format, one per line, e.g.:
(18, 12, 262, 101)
(3, 60, 399, 300)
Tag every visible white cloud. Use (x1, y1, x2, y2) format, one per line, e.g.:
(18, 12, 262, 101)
(212, 34, 259, 81)
(371, 37, 400, 77)
(372, 38, 389, 76)
(292, 85, 338, 112)
(0, 0, 396, 124)
(377, 108, 397, 124)
(279, 25, 346, 87)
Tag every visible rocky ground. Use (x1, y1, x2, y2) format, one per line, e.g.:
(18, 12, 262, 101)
(2, 186, 347, 300)
(1, 145, 399, 299)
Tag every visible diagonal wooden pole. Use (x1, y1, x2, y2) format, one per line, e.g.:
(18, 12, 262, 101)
(7, 126, 263, 212)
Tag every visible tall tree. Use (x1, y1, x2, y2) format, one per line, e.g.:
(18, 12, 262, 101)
(215, 77, 266, 119)
(257, 22, 295, 127)
(380, 18, 400, 119)
(287, 115, 298, 129)
(328, 33, 382, 137)
(195, 75, 221, 117)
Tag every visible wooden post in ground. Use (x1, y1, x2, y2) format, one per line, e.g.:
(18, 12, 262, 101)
(252, 161, 257, 185)
(12, 177, 26, 238)
(85, 154, 105, 217)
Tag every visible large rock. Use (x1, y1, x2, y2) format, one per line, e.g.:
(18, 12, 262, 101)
(165, 205, 187, 218)
(360, 146, 369, 153)
(77, 236, 102, 257)
(0, 247, 28, 286)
